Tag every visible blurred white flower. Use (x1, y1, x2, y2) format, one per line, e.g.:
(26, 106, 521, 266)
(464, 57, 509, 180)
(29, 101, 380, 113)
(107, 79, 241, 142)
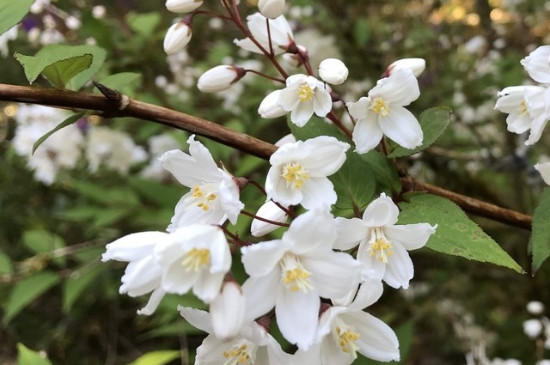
(385, 58, 426, 77)
(523, 319, 543, 339)
(528, 301, 546, 315)
(335, 193, 436, 289)
(0, 26, 18, 57)
(318, 58, 349, 85)
(197, 65, 245, 93)
(166, 0, 203, 13)
(278, 74, 332, 126)
(234, 13, 294, 55)
(140, 134, 181, 181)
(535, 162, 550, 185)
(521, 46, 550, 85)
(86, 126, 147, 174)
(160, 135, 244, 230)
(266, 136, 349, 210)
(258, 0, 286, 19)
(348, 69, 422, 153)
(164, 21, 192, 55)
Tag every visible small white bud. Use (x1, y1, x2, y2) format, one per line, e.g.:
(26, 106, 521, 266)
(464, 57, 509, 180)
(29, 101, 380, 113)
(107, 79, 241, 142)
(535, 162, 550, 185)
(318, 58, 349, 85)
(65, 16, 81, 30)
(210, 282, 245, 339)
(523, 319, 543, 339)
(386, 58, 426, 77)
(251, 200, 288, 237)
(258, 90, 286, 118)
(258, 0, 286, 19)
(197, 65, 244, 93)
(92, 6, 106, 19)
(164, 22, 192, 55)
(166, 0, 203, 13)
(527, 301, 545, 315)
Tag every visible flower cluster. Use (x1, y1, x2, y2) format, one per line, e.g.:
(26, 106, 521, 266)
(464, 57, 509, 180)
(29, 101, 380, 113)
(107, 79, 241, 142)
(495, 45, 550, 185)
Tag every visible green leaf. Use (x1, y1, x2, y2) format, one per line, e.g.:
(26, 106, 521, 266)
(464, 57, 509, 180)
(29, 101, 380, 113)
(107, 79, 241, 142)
(63, 266, 102, 312)
(330, 150, 376, 211)
(98, 72, 141, 91)
(398, 194, 524, 273)
(17, 343, 53, 365)
(128, 177, 183, 207)
(531, 187, 550, 272)
(70, 181, 140, 207)
(388, 106, 452, 158)
(15, 44, 106, 90)
(22, 229, 65, 255)
(360, 150, 401, 193)
(0, 0, 34, 35)
(32, 112, 85, 154)
(0, 249, 13, 275)
(126, 12, 161, 37)
(288, 116, 347, 141)
(127, 350, 180, 365)
(4, 272, 60, 323)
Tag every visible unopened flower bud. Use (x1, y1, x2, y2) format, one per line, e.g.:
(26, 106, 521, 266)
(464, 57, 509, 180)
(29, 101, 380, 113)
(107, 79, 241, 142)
(258, 0, 286, 19)
(210, 281, 245, 339)
(164, 22, 192, 55)
(197, 65, 245, 93)
(319, 58, 349, 85)
(386, 58, 426, 77)
(166, 0, 203, 13)
(535, 162, 550, 185)
(258, 90, 286, 118)
(523, 319, 543, 339)
(251, 200, 288, 237)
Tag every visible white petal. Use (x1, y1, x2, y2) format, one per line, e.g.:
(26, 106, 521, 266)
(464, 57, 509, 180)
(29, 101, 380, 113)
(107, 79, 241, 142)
(233, 37, 264, 54)
(241, 239, 290, 277)
(162, 260, 197, 294)
(521, 46, 550, 84)
(251, 200, 288, 237)
(278, 84, 300, 111)
(265, 164, 303, 206)
(525, 113, 548, 145)
(290, 100, 315, 127)
(194, 271, 225, 303)
(342, 311, 400, 362)
(283, 209, 336, 255)
(275, 286, 319, 350)
(300, 177, 337, 210)
(210, 282, 245, 339)
(120, 257, 162, 296)
(535, 162, 550, 185)
(242, 273, 279, 321)
(352, 113, 384, 154)
(347, 277, 384, 311)
(313, 88, 332, 117)
(385, 223, 436, 250)
(384, 242, 414, 289)
(379, 106, 423, 149)
(305, 251, 361, 299)
(334, 217, 369, 250)
(137, 287, 166, 315)
(375, 68, 420, 106)
(102, 231, 167, 262)
(362, 193, 400, 227)
(177, 306, 213, 333)
(321, 334, 355, 365)
(218, 171, 244, 225)
(300, 136, 350, 177)
(357, 241, 386, 281)
(347, 97, 370, 120)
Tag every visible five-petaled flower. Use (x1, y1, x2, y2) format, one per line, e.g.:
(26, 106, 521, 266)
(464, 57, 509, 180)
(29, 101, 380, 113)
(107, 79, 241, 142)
(335, 193, 436, 289)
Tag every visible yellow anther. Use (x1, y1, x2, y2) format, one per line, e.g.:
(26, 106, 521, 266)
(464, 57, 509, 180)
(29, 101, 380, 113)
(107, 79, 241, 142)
(222, 342, 255, 365)
(280, 255, 312, 292)
(191, 184, 218, 211)
(370, 97, 390, 117)
(282, 162, 310, 189)
(335, 325, 360, 358)
(181, 248, 210, 272)
(520, 100, 528, 115)
(368, 228, 393, 263)
(298, 83, 314, 102)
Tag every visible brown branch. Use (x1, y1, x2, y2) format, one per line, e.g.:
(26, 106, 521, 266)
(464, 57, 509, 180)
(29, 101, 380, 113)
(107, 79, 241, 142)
(0, 83, 532, 229)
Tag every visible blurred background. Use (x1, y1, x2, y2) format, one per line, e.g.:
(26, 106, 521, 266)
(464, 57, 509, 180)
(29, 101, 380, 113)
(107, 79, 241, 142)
(1, 0, 550, 363)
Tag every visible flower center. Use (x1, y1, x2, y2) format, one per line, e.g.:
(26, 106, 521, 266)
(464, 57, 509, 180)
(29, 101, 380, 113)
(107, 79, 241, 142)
(190, 183, 218, 211)
(181, 248, 211, 272)
(333, 319, 360, 359)
(298, 83, 314, 102)
(281, 162, 310, 189)
(370, 97, 390, 117)
(222, 340, 256, 365)
(367, 228, 393, 263)
(520, 100, 529, 115)
(280, 254, 312, 292)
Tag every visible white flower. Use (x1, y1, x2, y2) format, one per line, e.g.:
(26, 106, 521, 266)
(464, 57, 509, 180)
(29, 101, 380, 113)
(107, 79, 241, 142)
(210, 281, 246, 339)
(266, 136, 349, 210)
(164, 21, 192, 55)
(258, 0, 286, 19)
(251, 200, 288, 237)
(166, 0, 203, 13)
(521, 46, 550, 84)
(86, 126, 147, 174)
(258, 89, 287, 118)
(140, 134, 181, 181)
(102, 232, 168, 315)
(159, 135, 244, 230)
(318, 58, 349, 85)
(535, 162, 550, 185)
(348, 69, 422, 153)
(523, 319, 543, 339)
(495, 85, 550, 145)
(295, 279, 400, 364)
(155, 225, 231, 302)
(278, 74, 332, 126)
(197, 65, 245, 93)
(385, 58, 426, 77)
(527, 301, 545, 315)
(241, 210, 362, 350)
(335, 193, 436, 289)
(234, 13, 294, 55)
(178, 306, 292, 365)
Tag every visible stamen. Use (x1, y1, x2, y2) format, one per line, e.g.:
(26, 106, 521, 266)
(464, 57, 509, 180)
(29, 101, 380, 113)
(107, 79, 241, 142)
(367, 228, 393, 263)
(334, 323, 360, 359)
(222, 340, 256, 365)
(181, 248, 210, 272)
(190, 184, 218, 211)
(282, 162, 310, 189)
(280, 254, 312, 292)
(298, 84, 314, 102)
(370, 97, 390, 117)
